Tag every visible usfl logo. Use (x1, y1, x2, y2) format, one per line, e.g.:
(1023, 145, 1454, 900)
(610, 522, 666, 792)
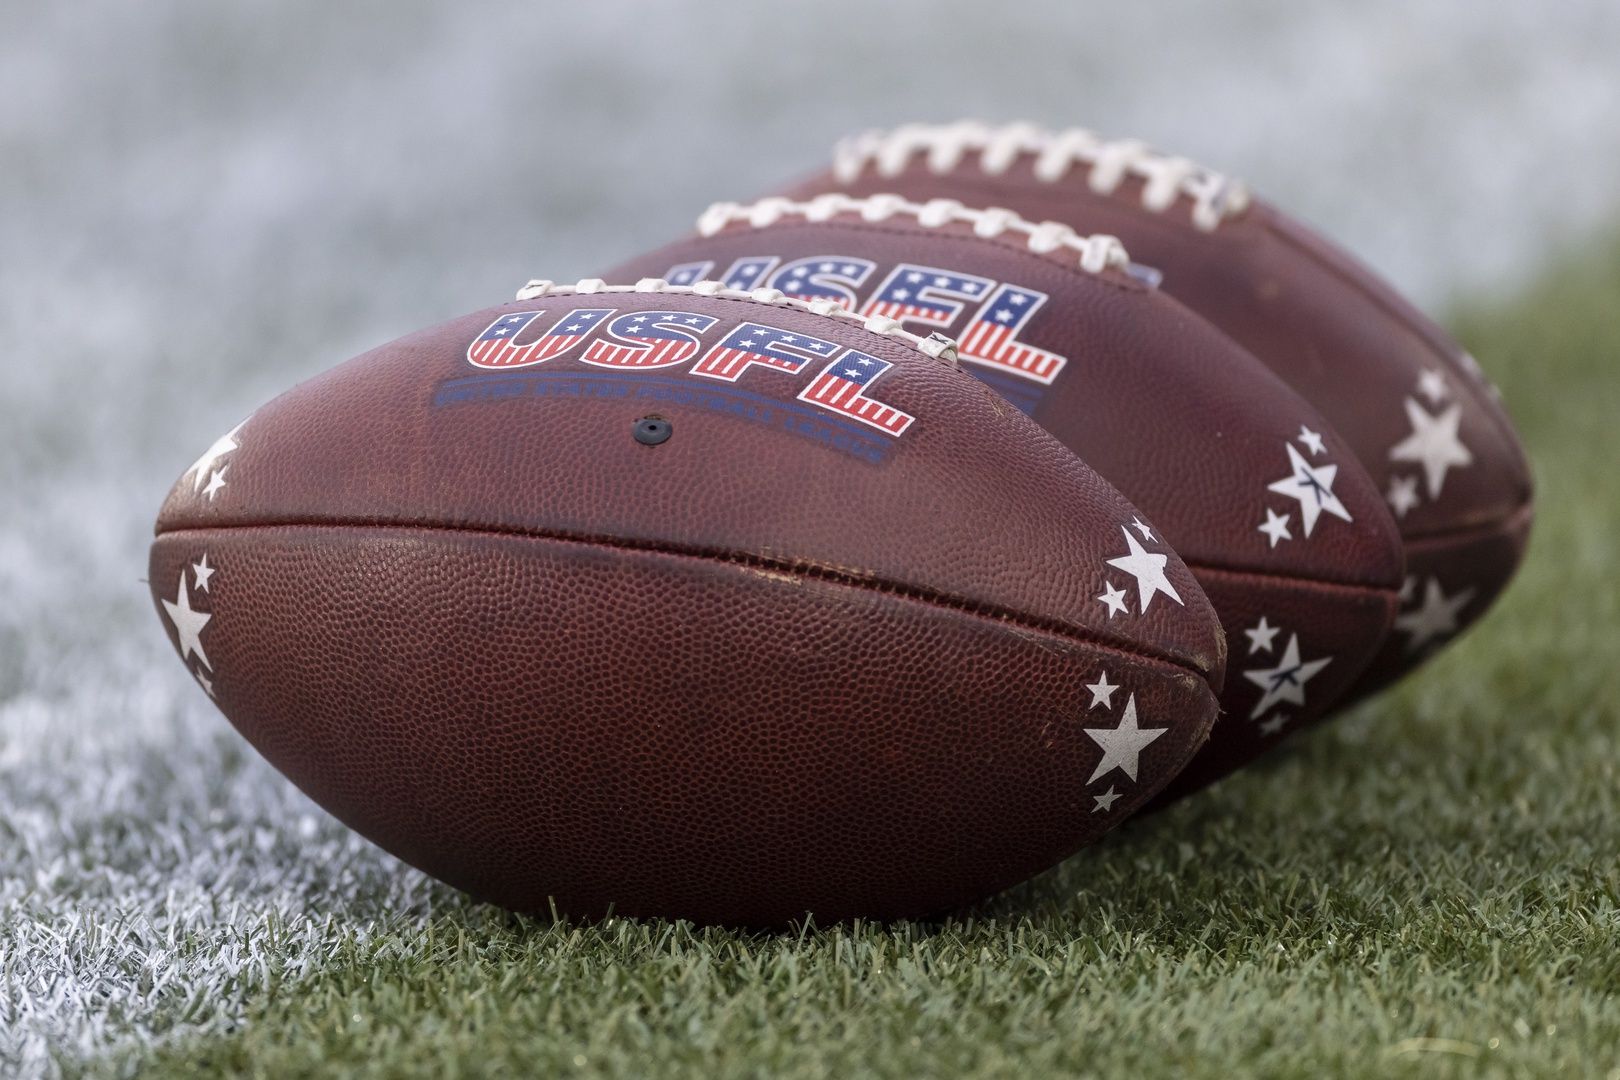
(465, 308, 915, 437)
(664, 257, 1066, 389)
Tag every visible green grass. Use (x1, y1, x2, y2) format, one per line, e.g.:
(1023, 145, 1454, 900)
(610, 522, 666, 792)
(92, 243, 1620, 1079)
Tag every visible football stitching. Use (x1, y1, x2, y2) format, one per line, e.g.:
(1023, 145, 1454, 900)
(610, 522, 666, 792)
(830, 121, 1251, 233)
(697, 193, 1133, 275)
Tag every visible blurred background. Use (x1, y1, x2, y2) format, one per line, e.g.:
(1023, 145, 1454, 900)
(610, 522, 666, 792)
(3, 1, 1619, 1071)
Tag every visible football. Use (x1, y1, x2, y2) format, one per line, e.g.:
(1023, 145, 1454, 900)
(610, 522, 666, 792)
(783, 122, 1535, 701)
(150, 279, 1225, 926)
(602, 195, 1406, 799)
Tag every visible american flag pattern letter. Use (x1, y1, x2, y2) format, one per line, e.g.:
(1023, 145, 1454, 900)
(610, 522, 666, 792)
(580, 310, 720, 369)
(860, 264, 995, 329)
(692, 322, 838, 382)
(466, 308, 614, 369)
(956, 285, 1067, 385)
(662, 258, 779, 291)
(798, 350, 914, 436)
(766, 257, 876, 308)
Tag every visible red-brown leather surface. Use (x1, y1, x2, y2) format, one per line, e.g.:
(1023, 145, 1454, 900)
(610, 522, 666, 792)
(781, 156, 1533, 700)
(151, 291, 1224, 924)
(604, 218, 1404, 789)
(150, 527, 1215, 925)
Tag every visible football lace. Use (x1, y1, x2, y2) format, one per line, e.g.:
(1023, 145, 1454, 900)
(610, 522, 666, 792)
(696, 193, 1134, 275)
(513, 277, 961, 366)
(831, 121, 1251, 234)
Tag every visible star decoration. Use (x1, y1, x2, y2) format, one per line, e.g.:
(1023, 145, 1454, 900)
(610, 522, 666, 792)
(1267, 443, 1353, 537)
(1395, 578, 1476, 654)
(195, 671, 216, 698)
(1086, 672, 1118, 710)
(1386, 475, 1421, 519)
(1092, 787, 1122, 813)
(1244, 616, 1280, 655)
(1130, 516, 1155, 542)
(1257, 714, 1289, 737)
(1242, 634, 1331, 719)
(1258, 508, 1293, 548)
(160, 572, 213, 671)
(1096, 581, 1129, 618)
(1105, 528, 1183, 614)
(1417, 368, 1449, 404)
(1400, 575, 1417, 603)
(202, 467, 228, 500)
(186, 422, 244, 494)
(1083, 694, 1167, 784)
(192, 554, 215, 592)
(1297, 425, 1326, 456)
(1389, 398, 1473, 499)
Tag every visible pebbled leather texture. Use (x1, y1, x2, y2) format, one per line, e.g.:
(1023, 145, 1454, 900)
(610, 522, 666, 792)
(151, 290, 1223, 925)
(781, 151, 1534, 702)
(604, 215, 1406, 796)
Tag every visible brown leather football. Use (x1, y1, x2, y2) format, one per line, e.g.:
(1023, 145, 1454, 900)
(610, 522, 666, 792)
(150, 280, 1224, 926)
(602, 196, 1405, 801)
(782, 122, 1534, 702)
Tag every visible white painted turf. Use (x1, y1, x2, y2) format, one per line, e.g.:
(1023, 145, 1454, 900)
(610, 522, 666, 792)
(3, 2, 1619, 1074)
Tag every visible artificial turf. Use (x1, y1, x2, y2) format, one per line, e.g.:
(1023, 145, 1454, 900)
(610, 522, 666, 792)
(22, 239, 1620, 1078)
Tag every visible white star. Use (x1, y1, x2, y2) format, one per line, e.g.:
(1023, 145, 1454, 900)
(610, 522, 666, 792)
(1097, 581, 1129, 618)
(842, 264, 860, 276)
(1417, 368, 1449, 404)
(1086, 672, 1118, 710)
(1267, 443, 1353, 537)
(1386, 475, 1421, 518)
(564, 323, 582, 332)
(1400, 575, 1418, 603)
(186, 422, 244, 494)
(1244, 616, 1280, 655)
(818, 262, 834, 273)
(1389, 398, 1473, 499)
(202, 467, 228, 500)
(1258, 508, 1293, 547)
(906, 272, 924, 284)
(1242, 634, 1331, 719)
(1092, 787, 1122, 813)
(892, 288, 911, 301)
(192, 554, 215, 592)
(1084, 694, 1167, 784)
(1105, 528, 1183, 614)
(160, 571, 213, 671)
(994, 308, 1014, 322)
(1257, 714, 1288, 736)
(1297, 425, 1326, 456)
(1395, 578, 1476, 654)
(195, 670, 215, 698)
(1130, 516, 1155, 542)
(1008, 292, 1029, 305)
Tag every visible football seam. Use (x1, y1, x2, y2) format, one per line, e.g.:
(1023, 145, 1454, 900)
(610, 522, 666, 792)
(154, 520, 1220, 684)
(1183, 560, 1403, 598)
(1395, 498, 1535, 549)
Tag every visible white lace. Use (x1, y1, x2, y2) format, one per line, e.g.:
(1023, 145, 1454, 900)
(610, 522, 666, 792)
(832, 122, 1251, 234)
(512, 277, 960, 364)
(695, 193, 1133, 275)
